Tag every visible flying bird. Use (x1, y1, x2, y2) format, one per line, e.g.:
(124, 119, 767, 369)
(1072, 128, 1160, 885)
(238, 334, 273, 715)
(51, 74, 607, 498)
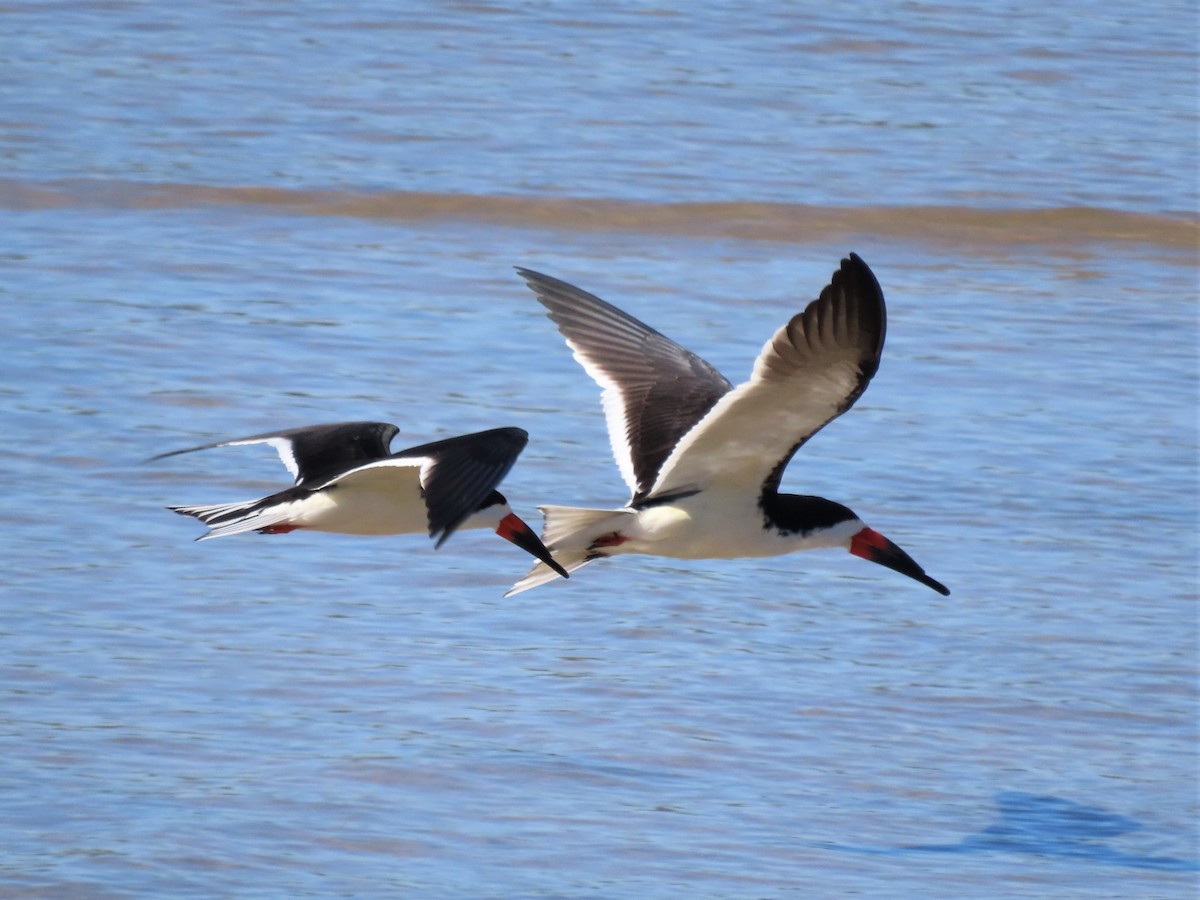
(151, 422, 569, 578)
(506, 254, 947, 596)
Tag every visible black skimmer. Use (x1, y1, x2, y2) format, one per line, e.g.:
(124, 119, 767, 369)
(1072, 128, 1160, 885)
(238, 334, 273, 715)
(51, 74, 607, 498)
(150, 422, 569, 578)
(506, 253, 948, 596)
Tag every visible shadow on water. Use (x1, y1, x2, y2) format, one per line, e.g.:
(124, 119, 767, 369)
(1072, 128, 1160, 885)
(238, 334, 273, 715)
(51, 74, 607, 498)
(832, 793, 1198, 873)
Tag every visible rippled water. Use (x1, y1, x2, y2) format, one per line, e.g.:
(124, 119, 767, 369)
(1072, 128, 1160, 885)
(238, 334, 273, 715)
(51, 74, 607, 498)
(1, 2, 1196, 897)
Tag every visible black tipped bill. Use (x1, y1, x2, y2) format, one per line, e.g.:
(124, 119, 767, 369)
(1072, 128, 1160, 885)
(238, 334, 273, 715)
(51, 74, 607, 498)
(497, 512, 570, 579)
(850, 527, 949, 595)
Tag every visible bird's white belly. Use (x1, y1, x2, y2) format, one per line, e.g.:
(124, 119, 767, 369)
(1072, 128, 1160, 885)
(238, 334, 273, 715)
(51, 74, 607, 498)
(622, 494, 794, 560)
(295, 481, 429, 535)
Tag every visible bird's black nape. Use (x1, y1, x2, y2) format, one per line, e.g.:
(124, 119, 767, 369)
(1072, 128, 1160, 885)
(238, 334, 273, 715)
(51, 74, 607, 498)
(760, 494, 857, 536)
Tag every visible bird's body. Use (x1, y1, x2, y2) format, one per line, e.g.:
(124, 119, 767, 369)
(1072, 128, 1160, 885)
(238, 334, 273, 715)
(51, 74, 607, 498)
(173, 465, 432, 538)
(507, 254, 948, 596)
(152, 422, 569, 577)
(538, 488, 863, 562)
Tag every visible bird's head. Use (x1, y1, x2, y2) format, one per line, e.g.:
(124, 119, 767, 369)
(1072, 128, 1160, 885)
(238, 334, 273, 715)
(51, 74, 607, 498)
(474, 492, 570, 580)
(770, 494, 949, 595)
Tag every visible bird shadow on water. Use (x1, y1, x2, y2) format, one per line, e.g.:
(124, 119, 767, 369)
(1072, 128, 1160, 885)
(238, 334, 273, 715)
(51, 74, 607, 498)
(825, 792, 1198, 873)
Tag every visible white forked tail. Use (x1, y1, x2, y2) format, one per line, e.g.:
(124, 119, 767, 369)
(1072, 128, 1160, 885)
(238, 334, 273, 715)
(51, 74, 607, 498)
(169, 499, 295, 540)
(504, 505, 634, 596)
(505, 552, 594, 596)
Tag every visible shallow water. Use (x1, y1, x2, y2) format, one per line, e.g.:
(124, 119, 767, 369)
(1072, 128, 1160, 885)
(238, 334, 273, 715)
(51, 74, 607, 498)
(1, 2, 1196, 898)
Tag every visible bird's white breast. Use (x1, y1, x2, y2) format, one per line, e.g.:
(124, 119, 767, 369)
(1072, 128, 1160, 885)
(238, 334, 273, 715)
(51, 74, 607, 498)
(621, 490, 860, 560)
(296, 476, 429, 535)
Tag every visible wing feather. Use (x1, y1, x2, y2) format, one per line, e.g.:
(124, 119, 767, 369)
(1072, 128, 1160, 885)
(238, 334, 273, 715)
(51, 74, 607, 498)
(378, 426, 529, 545)
(149, 421, 399, 486)
(517, 268, 732, 502)
(647, 254, 886, 500)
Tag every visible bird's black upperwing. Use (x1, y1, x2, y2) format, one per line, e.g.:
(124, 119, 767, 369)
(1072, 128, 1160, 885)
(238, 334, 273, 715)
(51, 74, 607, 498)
(517, 268, 732, 503)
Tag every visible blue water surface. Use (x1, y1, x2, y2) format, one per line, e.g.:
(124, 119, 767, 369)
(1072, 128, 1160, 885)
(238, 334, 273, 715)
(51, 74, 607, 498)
(0, 1, 1196, 897)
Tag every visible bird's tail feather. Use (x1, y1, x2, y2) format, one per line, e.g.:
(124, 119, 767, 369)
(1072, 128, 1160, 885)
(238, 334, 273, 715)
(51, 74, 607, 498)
(505, 551, 596, 596)
(168, 500, 294, 540)
(504, 505, 633, 596)
(540, 505, 633, 551)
